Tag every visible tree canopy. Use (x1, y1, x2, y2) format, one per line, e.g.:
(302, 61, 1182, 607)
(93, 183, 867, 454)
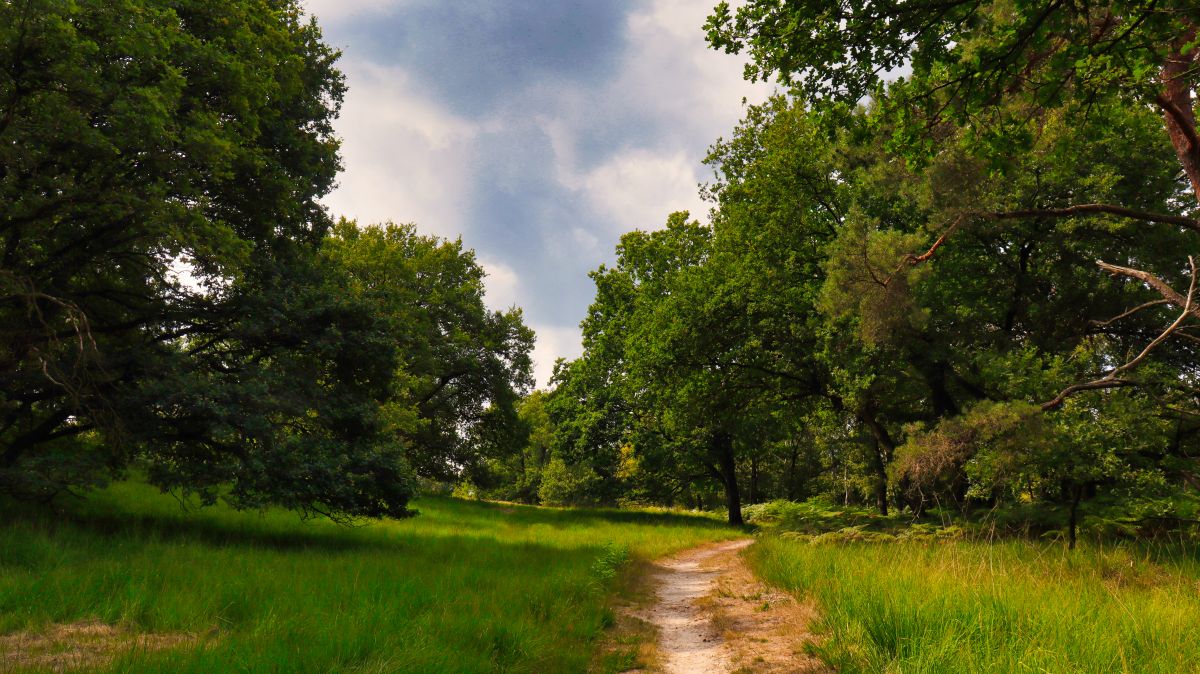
(518, 2, 1200, 538)
(0, 0, 533, 519)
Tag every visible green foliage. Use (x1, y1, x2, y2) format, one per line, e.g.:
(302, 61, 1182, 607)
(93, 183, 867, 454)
(0, 481, 739, 673)
(705, 0, 1199, 166)
(0, 2, 533, 518)
(134, 255, 418, 519)
(537, 456, 602, 507)
(321, 220, 535, 483)
(551, 79, 1200, 531)
(744, 498, 966, 544)
(0, 0, 425, 517)
(481, 391, 553, 504)
(893, 401, 1044, 502)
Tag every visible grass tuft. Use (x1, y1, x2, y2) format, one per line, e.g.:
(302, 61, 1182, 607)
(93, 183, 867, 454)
(748, 536, 1200, 673)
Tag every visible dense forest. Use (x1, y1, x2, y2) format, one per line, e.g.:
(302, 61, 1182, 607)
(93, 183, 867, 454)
(480, 1, 1200, 546)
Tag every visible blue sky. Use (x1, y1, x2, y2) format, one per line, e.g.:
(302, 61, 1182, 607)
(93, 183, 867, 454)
(303, 0, 771, 386)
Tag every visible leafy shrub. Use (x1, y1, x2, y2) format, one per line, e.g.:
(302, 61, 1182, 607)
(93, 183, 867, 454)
(590, 543, 629, 588)
(537, 458, 602, 506)
(749, 497, 968, 544)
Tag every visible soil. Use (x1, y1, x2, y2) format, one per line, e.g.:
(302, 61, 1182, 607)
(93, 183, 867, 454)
(0, 620, 204, 672)
(635, 539, 828, 674)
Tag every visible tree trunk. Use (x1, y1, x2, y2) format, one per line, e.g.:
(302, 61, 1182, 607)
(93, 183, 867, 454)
(860, 411, 895, 516)
(749, 455, 760, 505)
(711, 432, 743, 526)
(1158, 24, 1200, 201)
(869, 434, 888, 516)
(1068, 483, 1083, 551)
(786, 442, 799, 501)
(843, 462, 851, 506)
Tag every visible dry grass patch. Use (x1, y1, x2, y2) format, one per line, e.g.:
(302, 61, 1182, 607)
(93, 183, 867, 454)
(0, 621, 203, 673)
(699, 550, 828, 674)
(589, 558, 665, 674)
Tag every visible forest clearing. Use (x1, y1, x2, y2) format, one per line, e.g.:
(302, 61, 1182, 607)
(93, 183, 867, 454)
(3, 483, 1199, 672)
(0, 481, 738, 673)
(6, 1, 1200, 672)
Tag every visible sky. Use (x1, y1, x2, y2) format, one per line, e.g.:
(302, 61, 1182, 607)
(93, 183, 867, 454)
(302, 0, 772, 387)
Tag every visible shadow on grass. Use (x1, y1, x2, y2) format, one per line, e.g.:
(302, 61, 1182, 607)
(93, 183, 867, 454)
(435, 496, 736, 531)
(1, 489, 738, 556)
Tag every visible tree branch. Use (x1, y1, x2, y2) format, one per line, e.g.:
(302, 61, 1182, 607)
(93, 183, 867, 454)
(1096, 259, 1200, 320)
(883, 204, 1200, 287)
(1043, 257, 1199, 410)
(990, 204, 1200, 232)
(1091, 299, 1172, 327)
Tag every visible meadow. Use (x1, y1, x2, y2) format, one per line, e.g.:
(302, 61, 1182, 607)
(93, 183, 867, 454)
(0, 482, 739, 673)
(749, 534, 1200, 673)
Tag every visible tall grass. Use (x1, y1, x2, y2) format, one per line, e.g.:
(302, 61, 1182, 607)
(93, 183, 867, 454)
(749, 536, 1200, 673)
(0, 482, 739, 673)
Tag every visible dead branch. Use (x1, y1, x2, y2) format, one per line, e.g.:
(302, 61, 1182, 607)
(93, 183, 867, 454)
(1043, 257, 1199, 410)
(1091, 299, 1171, 327)
(881, 204, 1200, 287)
(1096, 259, 1200, 320)
(1041, 378, 1140, 411)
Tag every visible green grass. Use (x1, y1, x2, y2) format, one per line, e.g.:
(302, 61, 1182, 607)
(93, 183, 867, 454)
(749, 535, 1200, 673)
(0, 482, 740, 673)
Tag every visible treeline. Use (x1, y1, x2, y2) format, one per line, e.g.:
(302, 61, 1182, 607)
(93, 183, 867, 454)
(485, 1, 1200, 543)
(0, 1, 533, 518)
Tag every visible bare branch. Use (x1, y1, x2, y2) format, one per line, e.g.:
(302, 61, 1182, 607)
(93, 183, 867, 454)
(1096, 259, 1200, 320)
(1044, 257, 1200, 410)
(1091, 299, 1172, 327)
(989, 204, 1200, 233)
(1041, 379, 1140, 411)
(906, 213, 968, 265)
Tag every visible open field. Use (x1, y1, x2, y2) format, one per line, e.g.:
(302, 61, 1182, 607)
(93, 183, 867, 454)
(748, 535, 1200, 673)
(0, 483, 740, 673)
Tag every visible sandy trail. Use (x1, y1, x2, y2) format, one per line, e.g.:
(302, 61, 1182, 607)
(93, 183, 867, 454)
(640, 539, 827, 674)
(647, 539, 752, 674)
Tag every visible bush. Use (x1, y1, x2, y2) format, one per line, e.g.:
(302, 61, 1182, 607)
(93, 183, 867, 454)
(537, 458, 601, 506)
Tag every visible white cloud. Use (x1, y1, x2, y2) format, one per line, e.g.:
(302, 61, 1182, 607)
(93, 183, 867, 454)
(578, 149, 706, 231)
(322, 60, 478, 239)
(537, 0, 771, 236)
(529, 324, 583, 389)
(307, 0, 772, 374)
(304, 0, 400, 23)
(480, 259, 520, 312)
(620, 0, 774, 143)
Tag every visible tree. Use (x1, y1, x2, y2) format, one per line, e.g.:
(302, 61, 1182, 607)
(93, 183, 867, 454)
(482, 390, 553, 503)
(706, 1, 1200, 184)
(0, 1, 429, 518)
(133, 254, 416, 519)
(707, 1, 1200, 404)
(703, 2, 1200, 523)
(321, 220, 535, 485)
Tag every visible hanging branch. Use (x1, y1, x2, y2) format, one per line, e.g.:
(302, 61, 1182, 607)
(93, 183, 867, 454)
(1090, 299, 1171, 327)
(1042, 257, 1199, 410)
(881, 205, 1200, 287)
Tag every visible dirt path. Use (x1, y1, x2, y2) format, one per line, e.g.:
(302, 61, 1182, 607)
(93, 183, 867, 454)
(638, 539, 827, 674)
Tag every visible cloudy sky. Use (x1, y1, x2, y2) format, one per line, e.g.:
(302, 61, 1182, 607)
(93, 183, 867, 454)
(302, 0, 772, 387)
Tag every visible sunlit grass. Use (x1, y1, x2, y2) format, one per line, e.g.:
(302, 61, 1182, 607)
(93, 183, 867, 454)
(0, 482, 739, 673)
(749, 535, 1200, 673)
